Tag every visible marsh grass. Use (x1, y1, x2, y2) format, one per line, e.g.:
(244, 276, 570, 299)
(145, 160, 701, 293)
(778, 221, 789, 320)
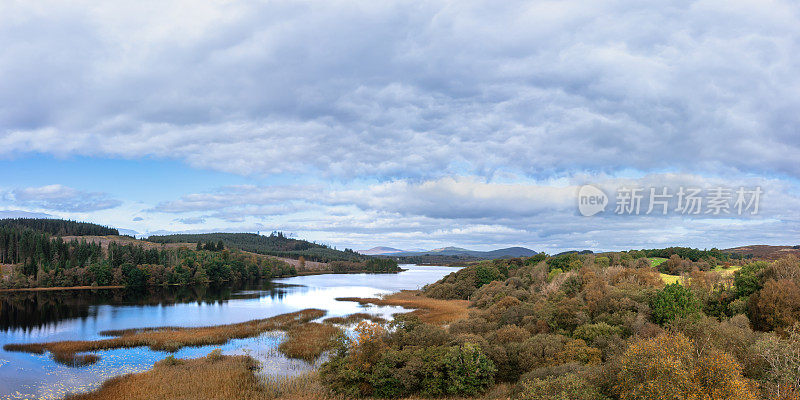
(64, 350, 512, 400)
(278, 322, 342, 361)
(64, 352, 267, 400)
(322, 313, 387, 325)
(336, 290, 469, 324)
(4, 308, 326, 366)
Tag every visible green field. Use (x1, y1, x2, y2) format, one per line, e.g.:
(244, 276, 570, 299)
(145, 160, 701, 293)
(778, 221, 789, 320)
(659, 273, 683, 285)
(649, 257, 668, 267)
(654, 258, 741, 285)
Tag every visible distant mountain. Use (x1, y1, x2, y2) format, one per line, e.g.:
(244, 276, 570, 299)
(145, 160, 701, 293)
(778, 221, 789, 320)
(359, 246, 406, 255)
(384, 246, 538, 260)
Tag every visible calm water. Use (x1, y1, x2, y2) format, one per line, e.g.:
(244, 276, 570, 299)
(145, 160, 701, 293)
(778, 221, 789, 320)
(0, 265, 457, 399)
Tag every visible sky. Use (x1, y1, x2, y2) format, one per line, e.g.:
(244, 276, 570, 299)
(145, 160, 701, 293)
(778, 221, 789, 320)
(1, 0, 799, 253)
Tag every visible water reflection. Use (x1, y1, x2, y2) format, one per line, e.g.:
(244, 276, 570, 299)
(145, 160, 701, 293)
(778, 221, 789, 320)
(0, 283, 287, 333)
(0, 265, 457, 399)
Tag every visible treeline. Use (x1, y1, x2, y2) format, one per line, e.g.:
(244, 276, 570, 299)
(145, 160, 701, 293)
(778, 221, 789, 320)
(0, 230, 296, 289)
(0, 227, 103, 268)
(628, 246, 731, 262)
(146, 232, 364, 262)
(329, 258, 401, 274)
(320, 252, 800, 399)
(0, 218, 118, 236)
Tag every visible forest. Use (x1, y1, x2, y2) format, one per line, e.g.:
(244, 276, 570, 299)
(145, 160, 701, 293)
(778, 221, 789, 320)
(0, 221, 296, 289)
(0, 218, 118, 236)
(0, 219, 404, 289)
(317, 251, 800, 400)
(147, 232, 364, 262)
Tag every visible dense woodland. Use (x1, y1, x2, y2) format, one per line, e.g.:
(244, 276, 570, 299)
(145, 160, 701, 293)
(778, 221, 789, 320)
(329, 258, 403, 274)
(0, 218, 118, 236)
(0, 220, 296, 288)
(0, 219, 404, 289)
(147, 232, 364, 262)
(319, 251, 800, 400)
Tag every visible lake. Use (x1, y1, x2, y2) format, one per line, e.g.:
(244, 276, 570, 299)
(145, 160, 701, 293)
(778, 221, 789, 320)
(0, 265, 457, 400)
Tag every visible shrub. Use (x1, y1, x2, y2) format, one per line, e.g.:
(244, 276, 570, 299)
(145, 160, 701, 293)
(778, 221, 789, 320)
(749, 278, 800, 333)
(206, 349, 223, 362)
(475, 265, 502, 287)
(442, 343, 496, 396)
(649, 283, 700, 325)
(615, 333, 758, 400)
(573, 322, 624, 344)
(519, 373, 607, 400)
(734, 261, 769, 298)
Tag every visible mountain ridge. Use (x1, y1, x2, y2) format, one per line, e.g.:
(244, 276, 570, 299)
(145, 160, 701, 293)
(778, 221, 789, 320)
(361, 245, 538, 259)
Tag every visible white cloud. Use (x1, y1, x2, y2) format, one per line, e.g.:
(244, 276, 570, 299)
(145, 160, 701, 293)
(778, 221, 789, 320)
(0, 0, 799, 179)
(4, 185, 122, 212)
(140, 173, 800, 252)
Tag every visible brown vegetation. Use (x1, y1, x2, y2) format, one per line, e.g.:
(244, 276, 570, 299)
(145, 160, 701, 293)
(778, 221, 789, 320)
(66, 351, 511, 400)
(4, 309, 326, 366)
(278, 322, 342, 361)
(336, 290, 469, 324)
(65, 352, 269, 400)
(725, 245, 800, 261)
(323, 313, 387, 325)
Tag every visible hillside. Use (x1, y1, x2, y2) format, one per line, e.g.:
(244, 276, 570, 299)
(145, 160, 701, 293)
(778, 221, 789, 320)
(724, 244, 800, 260)
(0, 218, 118, 236)
(359, 246, 406, 255)
(387, 246, 538, 259)
(145, 232, 364, 263)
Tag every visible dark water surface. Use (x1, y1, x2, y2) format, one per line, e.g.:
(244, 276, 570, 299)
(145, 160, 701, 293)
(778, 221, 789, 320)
(0, 265, 457, 399)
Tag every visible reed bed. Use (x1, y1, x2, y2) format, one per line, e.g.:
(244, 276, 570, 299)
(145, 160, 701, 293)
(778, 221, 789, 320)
(4, 308, 326, 366)
(336, 290, 469, 324)
(277, 322, 342, 361)
(64, 350, 512, 400)
(322, 312, 387, 325)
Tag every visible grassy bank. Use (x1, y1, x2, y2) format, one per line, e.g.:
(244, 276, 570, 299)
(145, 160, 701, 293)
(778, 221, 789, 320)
(336, 290, 469, 324)
(66, 351, 511, 400)
(4, 309, 327, 366)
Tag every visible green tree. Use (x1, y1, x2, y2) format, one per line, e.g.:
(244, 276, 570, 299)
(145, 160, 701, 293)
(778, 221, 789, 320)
(734, 261, 768, 298)
(650, 283, 700, 325)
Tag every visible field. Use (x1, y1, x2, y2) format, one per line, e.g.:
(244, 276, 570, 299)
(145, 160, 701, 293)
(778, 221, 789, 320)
(649, 257, 668, 267)
(655, 258, 742, 285)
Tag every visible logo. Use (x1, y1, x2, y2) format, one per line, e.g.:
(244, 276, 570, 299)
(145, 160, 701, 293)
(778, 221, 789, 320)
(578, 185, 608, 216)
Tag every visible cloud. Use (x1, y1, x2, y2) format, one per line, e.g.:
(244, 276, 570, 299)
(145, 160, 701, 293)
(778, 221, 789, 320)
(0, 1, 799, 180)
(132, 216, 144, 221)
(5, 185, 122, 212)
(175, 216, 206, 225)
(143, 173, 800, 252)
(0, 210, 55, 219)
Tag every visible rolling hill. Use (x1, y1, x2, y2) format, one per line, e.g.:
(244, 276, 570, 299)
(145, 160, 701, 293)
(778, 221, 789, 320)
(146, 232, 364, 263)
(368, 246, 538, 259)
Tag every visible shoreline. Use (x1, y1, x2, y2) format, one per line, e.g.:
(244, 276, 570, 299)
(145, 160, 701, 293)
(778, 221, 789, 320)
(0, 269, 407, 293)
(0, 285, 125, 292)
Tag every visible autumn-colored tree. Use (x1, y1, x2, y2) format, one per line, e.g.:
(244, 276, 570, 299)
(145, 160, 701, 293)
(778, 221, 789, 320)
(615, 332, 758, 400)
(351, 321, 387, 369)
(749, 279, 800, 333)
(755, 326, 800, 399)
